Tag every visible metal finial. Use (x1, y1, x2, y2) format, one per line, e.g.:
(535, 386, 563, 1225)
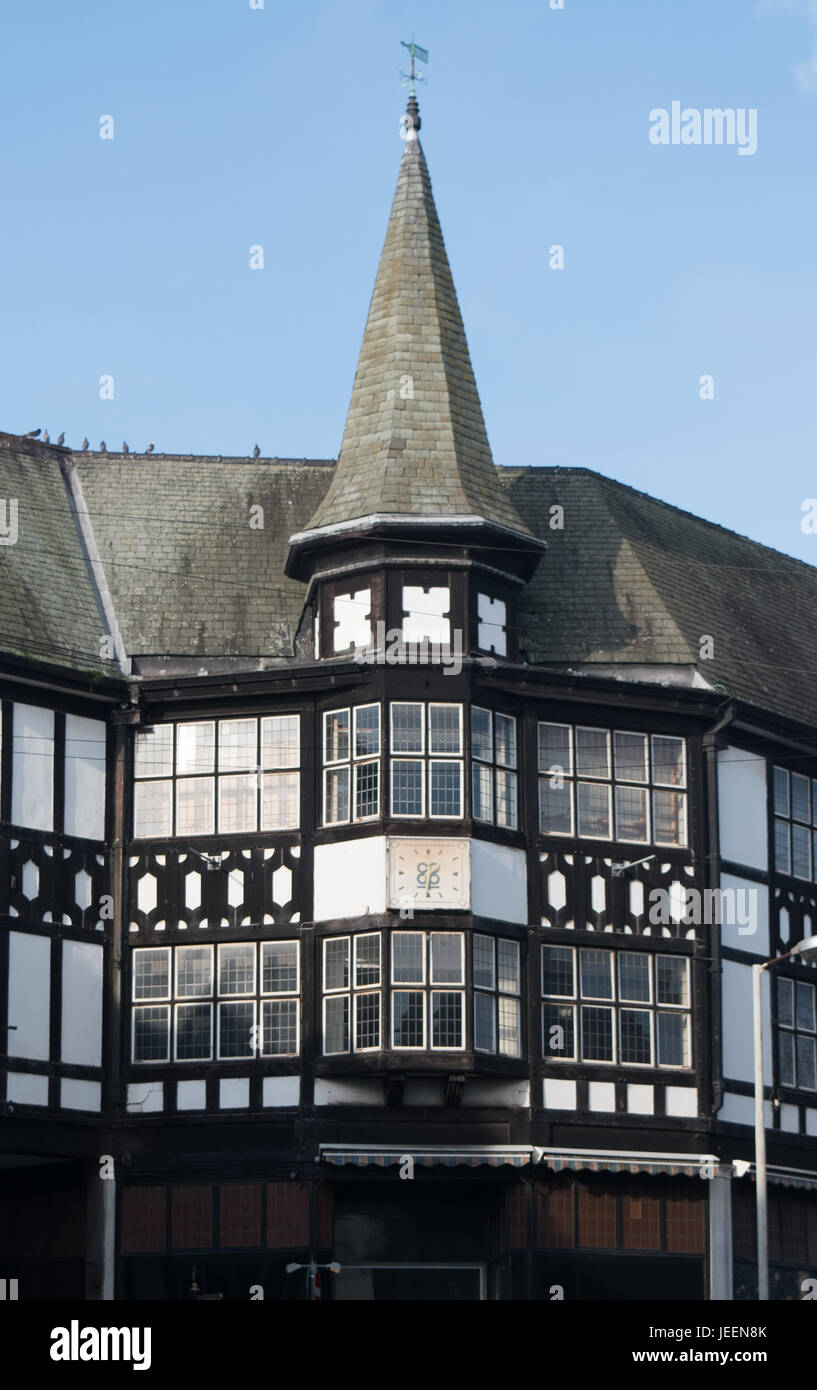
(399, 37, 428, 100)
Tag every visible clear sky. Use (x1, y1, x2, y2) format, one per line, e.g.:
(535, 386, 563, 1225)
(2, 0, 817, 563)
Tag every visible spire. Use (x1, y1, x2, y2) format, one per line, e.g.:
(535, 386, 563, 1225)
(288, 89, 536, 569)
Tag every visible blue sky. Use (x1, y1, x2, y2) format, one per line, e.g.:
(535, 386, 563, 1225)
(2, 0, 817, 562)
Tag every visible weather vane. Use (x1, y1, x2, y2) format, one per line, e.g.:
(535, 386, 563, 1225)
(400, 37, 428, 99)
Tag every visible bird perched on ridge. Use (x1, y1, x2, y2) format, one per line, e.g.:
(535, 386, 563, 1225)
(57, 432, 65, 445)
(145, 442, 155, 454)
(122, 441, 129, 455)
(42, 430, 50, 443)
(24, 428, 41, 438)
(253, 444, 260, 458)
(81, 438, 89, 451)
(99, 441, 107, 453)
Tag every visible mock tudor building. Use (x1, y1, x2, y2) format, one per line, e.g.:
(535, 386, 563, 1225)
(2, 92, 817, 1302)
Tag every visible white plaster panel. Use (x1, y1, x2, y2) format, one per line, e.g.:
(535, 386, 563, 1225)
(219, 1078, 249, 1108)
(333, 590, 371, 651)
(780, 1103, 800, 1133)
(719, 874, 769, 956)
(313, 837, 386, 921)
(471, 840, 527, 924)
(718, 747, 767, 871)
(461, 1079, 530, 1108)
(723, 960, 771, 1084)
(627, 1084, 654, 1114)
(61, 1078, 101, 1111)
(477, 594, 507, 655)
(64, 714, 106, 840)
(806, 1109, 817, 1137)
(177, 1080, 207, 1111)
(543, 1078, 577, 1110)
(588, 1081, 616, 1112)
(262, 1076, 300, 1107)
(12, 703, 54, 831)
(665, 1086, 698, 1118)
(402, 585, 450, 643)
(127, 1082, 164, 1114)
(6, 1072, 49, 1106)
(313, 1079, 385, 1106)
(61, 940, 103, 1067)
(720, 1091, 773, 1127)
(8, 931, 50, 1060)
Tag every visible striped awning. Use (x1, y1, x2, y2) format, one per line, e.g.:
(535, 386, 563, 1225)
(319, 1145, 533, 1169)
(766, 1167, 817, 1193)
(532, 1147, 715, 1178)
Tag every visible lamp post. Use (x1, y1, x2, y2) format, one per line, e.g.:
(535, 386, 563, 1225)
(285, 1258, 342, 1300)
(752, 933, 817, 1300)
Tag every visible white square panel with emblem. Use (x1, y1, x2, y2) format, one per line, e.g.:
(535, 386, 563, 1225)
(387, 837, 470, 911)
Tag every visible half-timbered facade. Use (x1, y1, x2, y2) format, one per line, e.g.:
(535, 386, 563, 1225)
(2, 93, 817, 1301)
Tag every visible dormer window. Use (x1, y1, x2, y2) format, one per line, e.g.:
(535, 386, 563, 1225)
(477, 593, 507, 656)
(332, 589, 372, 653)
(401, 585, 450, 644)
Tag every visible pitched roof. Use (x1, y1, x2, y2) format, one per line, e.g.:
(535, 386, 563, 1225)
(299, 99, 530, 540)
(506, 466, 817, 729)
(0, 434, 120, 677)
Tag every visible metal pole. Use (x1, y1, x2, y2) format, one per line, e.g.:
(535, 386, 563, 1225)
(752, 963, 768, 1300)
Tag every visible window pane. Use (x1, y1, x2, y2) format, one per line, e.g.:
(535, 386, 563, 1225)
(392, 933, 424, 984)
(324, 766, 350, 824)
(324, 709, 349, 764)
(324, 994, 349, 1054)
(429, 760, 462, 817)
(431, 991, 463, 1048)
(134, 725, 173, 778)
(473, 935, 495, 991)
(474, 992, 496, 1051)
(391, 703, 424, 753)
(133, 948, 170, 1001)
(575, 727, 610, 779)
(176, 722, 215, 775)
(580, 949, 613, 1000)
(430, 933, 463, 984)
(391, 760, 423, 816)
(218, 1001, 255, 1058)
(219, 944, 256, 996)
(354, 761, 379, 819)
(262, 771, 300, 830)
(538, 722, 571, 776)
(392, 991, 425, 1047)
(618, 952, 650, 1003)
(543, 1003, 575, 1059)
(498, 996, 520, 1057)
(354, 933, 381, 987)
(354, 704, 380, 758)
(792, 772, 811, 823)
(792, 823, 811, 879)
(355, 993, 381, 1050)
(657, 1011, 688, 1066)
(134, 780, 173, 837)
(773, 766, 790, 817)
(176, 1003, 212, 1060)
(472, 763, 493, 822)
(796, 1034, 817, 1090)
(775, 819, 791, 874)
(262, 998, 298, 1056)
(324, 938, 349, 992)
(577, 782, 610, 838)
(471, 707, 492, 762)
(582, 1006, 614, 1061)
(262, 942, 298, 995)
(218, 719, 256, 772)
(615, 786, 648, 843)
(495, 714, 516, 769)
(620, 1008, 652, 1064)
(652, 790, 686, 846)
(133, 1006, 169, 1062)
(778, 978, 794, 1028)
(262, 715, 299, 769)
(497, 939, 520, 994)
(539, 780, 572, 835)
(496, 769, 518, 829)
(779, 1029, 795, 1086)
(176, 946, 212, 999)
(429, 704, 462, 754)
(176, 777, 215, 836)
(542, 945, 574, 998)
(651, 736, 685, 788)
(218, 774, 257, 833)
(613, 731, 648, 784)
(796, 981, 816, 1032)
(656, 956, 688, 1007)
